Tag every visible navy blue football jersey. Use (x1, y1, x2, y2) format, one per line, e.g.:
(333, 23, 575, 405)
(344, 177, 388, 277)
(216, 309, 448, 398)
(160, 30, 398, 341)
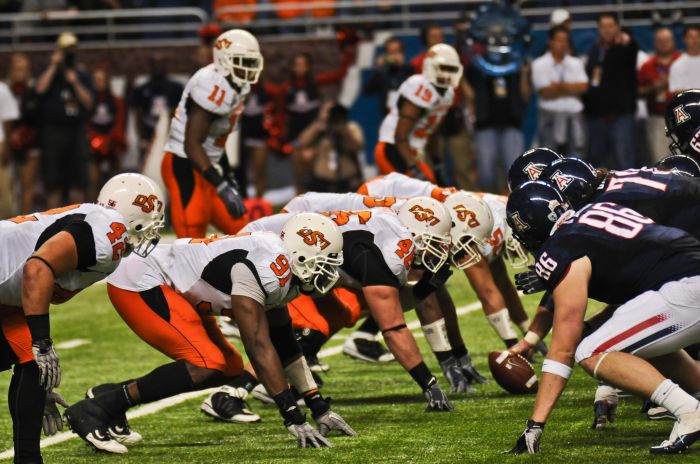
(535, 202, 700, 304)
(595, 168, 700, 238)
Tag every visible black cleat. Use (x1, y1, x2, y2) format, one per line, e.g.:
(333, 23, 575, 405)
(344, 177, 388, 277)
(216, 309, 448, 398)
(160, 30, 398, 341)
(343, 335, 394, 363)
(64, 399, 128, 454)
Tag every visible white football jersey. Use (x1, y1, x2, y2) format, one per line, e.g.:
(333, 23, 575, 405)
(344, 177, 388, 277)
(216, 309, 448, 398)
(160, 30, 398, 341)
(0, 204, 128, 307)
(244, 211, 414, 286)
(358, 172, 456, 202)
(164, 64, 249, 162)
(282, 192, 404, 214)
(473, 193, 510, 263)
(108, 232, 292, 314)
(378, 74, 454, 153)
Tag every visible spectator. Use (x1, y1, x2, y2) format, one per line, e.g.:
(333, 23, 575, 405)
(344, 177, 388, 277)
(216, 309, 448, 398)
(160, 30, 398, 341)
(584, 12, 639, 169)
(550, 9, 571, 31)
(639, 27, 680, 161)
(238, 81, 273, 198)
(35, 31, 94, 207)
(363, 37, 414, 116)
(214, 0, 256, 24)
(669, 25, 700, 93)
(88, 67, 126, 200)
(532, 26, 588, 154)
(7, 53, 40, 214)
(410, 23, 444, 72)
(466, 56, 531, 192)
(130, 53, 183, 164)
(297, 102, 364, 192)
(0, 69, 20, 217)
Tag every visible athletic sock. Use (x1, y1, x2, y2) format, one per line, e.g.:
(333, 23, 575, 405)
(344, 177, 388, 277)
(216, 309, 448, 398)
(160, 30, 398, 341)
(9, 362, 45, 463)
(136, 360, 196, 404)
(451, 343, 469, 360)
(356, 317, 380, 335)
(296, 329, 327, 357)
(517, 319, 531, 335)
(486, 308, 518, 345)
(93, 384, 134, 417)
(651, 379, 700, 417)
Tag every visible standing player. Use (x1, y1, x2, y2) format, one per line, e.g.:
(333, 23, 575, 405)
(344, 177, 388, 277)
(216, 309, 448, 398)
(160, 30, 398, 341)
(506, 181, 700, 455)
(66, 214, 355, 452)
(375, 43, 463, 182)
(162, 29, 262, 238)
(0, 173, 164, 463)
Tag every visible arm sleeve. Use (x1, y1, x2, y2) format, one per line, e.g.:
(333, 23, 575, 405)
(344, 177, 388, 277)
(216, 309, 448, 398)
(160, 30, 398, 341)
(347, 243, 401, 288)
(63, 220, 97, 270)
(231, 262, 266, 307)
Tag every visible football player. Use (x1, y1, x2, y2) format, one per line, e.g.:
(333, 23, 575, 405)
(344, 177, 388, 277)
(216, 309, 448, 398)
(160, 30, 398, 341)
(375, 43, 462, 182)
(358, 172, 538, 352)
(506, 181, 700, 455)
(665, 89, 700, 160)
(65, 214, 355, 452)
(237, 199, 457, 409)
(161, 29, 262, 238)
(0, 173, 164, 463)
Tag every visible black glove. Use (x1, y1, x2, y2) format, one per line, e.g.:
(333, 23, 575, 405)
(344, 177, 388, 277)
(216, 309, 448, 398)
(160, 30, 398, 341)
(43, 390, 69, 436)
(515, 266, 545, 295)
(413, 264, 453, 301)
(507, 419, 544, 454)
(423, 377, 454, 412)
(203, 165, 246, 219)
(32, 338, 60, 390)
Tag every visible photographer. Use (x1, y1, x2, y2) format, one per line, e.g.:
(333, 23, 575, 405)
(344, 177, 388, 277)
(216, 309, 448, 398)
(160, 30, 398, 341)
(363, 37, 414, 116)
(35, 31, 94, 206)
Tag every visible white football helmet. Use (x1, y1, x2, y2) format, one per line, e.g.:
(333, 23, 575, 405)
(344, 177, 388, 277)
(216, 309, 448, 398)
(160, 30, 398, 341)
(443, 192, 494, 269)
(281, 213, 344, 294)
(423, 43, 463, 88)
(213, 29, 264, 86)
(397, 197, 452, 273)
(97, 173, 165, 257)
(504, 225, 530, 269)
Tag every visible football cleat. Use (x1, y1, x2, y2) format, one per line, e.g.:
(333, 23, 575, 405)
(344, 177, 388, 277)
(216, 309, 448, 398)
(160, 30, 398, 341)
(651, 408, 700, 454)
(592, 400, 617, 430)
(251, 384, 305, 406)
(201, 386, 261, 423)
(65, 399, 128, 454)
(86, 384, 142, 444)
(306, 353, 329, 373)
(342, 333, 394, 363)
(648, 405, 675, 421)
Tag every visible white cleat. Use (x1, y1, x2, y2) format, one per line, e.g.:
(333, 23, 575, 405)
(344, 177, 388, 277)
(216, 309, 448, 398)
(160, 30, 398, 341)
(201, 386, 261, 423)
(85, 431, 129, 454)
(342, 332, 395, 363)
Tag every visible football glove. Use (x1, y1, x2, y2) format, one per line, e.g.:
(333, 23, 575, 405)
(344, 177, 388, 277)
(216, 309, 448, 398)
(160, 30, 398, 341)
(515, 266, 545, 295)
(423, 378, 454, 412)
(507, 420, 544, 454)
(439, 356, 472, 393)
(43, 390, 69, 436)
(305, 391, 357, 437)
(287, 422, 333, 448)
(32, 338, 60, 390)
(456, 354, 489, 384)
(203, 165, 247, 219)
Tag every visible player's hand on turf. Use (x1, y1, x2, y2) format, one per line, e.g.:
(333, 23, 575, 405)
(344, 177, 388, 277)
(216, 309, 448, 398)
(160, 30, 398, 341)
(314, 410, 357, 437)
(287, 422, 333, 448)
(32, 338, 60, 390)
(439, 357, 472, 393)
(457, 356, 489, 384)
(509, 339, 535, 360)
(216, 182, 246, 219)
(42, 390, 69, 436)
(507, 420, 544, 454)
(515, 266, 545, 295)
(423, 379, 454, 412)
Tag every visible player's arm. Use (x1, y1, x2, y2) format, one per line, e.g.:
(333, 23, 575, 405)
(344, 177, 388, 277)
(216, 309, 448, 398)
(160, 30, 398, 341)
(395, 98, 425, 168)
(509, 257, 590, 454)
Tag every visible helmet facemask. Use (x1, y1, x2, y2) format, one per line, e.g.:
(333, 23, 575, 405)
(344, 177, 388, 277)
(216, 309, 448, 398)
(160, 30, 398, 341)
(450, 234, 485, 269)
(504, 236, 530, 268)
(228, 53, 263, 86)
(292, 251, 343, 294)
(127, 215, 164, 258)
(413, 232, 450, 273)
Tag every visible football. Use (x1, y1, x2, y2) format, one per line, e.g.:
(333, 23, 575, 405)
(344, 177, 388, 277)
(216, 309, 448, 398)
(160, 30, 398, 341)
(488, 351, 539, 394)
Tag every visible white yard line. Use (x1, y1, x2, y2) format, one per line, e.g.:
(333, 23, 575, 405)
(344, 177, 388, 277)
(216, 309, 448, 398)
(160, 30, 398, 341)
(0, 301, 482, 460)
(55, 339, 91, 350)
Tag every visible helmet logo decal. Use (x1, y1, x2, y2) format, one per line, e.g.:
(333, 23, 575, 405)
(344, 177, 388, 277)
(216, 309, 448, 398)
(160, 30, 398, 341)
(524, 162, 545, 181)
(547, 199, 562, 222)
(674, 105, 691, 125)
(409, 205, 440, 225)
(133, 194, 163, 213)
(551, 170, 573, 191)
(454, 205, 480, 228)
(509, 212, 529, 233)
(297, 228, 330, 250)
(214, 37, 232, 50)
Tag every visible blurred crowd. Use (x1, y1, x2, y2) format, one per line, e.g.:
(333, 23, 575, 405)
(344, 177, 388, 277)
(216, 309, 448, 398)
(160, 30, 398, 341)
(3, 3, 700, 218)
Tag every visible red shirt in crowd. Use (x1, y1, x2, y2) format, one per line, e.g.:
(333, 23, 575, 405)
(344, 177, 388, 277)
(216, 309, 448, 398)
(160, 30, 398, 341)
(638, 51, 681, 115)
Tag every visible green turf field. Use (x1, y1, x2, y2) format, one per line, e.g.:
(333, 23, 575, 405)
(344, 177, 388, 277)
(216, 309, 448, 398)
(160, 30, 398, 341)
(0, 271, 695, 463)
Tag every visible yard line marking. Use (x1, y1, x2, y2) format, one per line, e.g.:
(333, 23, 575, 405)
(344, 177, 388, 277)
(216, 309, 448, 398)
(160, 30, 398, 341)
(0, 301, 482, 460)
(55, 339, 90, 350)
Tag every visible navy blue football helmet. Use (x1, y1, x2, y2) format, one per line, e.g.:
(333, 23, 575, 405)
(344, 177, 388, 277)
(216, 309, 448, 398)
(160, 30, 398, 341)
(655, 154, 700, 177)
(540, 158, 599, 210)
(507, 147, 562, 192)
(665, 90, 700, 156)
(506, 181, 571, 252)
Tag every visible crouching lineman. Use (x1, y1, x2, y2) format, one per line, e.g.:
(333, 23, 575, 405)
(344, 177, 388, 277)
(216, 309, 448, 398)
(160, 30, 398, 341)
(66, 213, 355, 452)
(239, 199, 456, 410)
(0, 173, 164, 463)
(506, 181, 700, 454)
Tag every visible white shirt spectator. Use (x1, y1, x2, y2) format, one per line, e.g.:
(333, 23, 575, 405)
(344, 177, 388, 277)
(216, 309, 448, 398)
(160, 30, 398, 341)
(669, 53, 700, 92)
(532, 52, 588, 113)
(0, 81, 20, 142)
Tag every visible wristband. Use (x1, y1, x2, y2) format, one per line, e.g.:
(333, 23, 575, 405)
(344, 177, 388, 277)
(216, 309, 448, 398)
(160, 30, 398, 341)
(409, 362, 435, 391)
(26, 314, 51, 341)
(273, 388, 306, 426)
(526, 419, 545, 429)
(303, 389, 330, 418)
(202, 165, 225, 189)
(524, 331, 541, 346)
(542, 359, 573, 379)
